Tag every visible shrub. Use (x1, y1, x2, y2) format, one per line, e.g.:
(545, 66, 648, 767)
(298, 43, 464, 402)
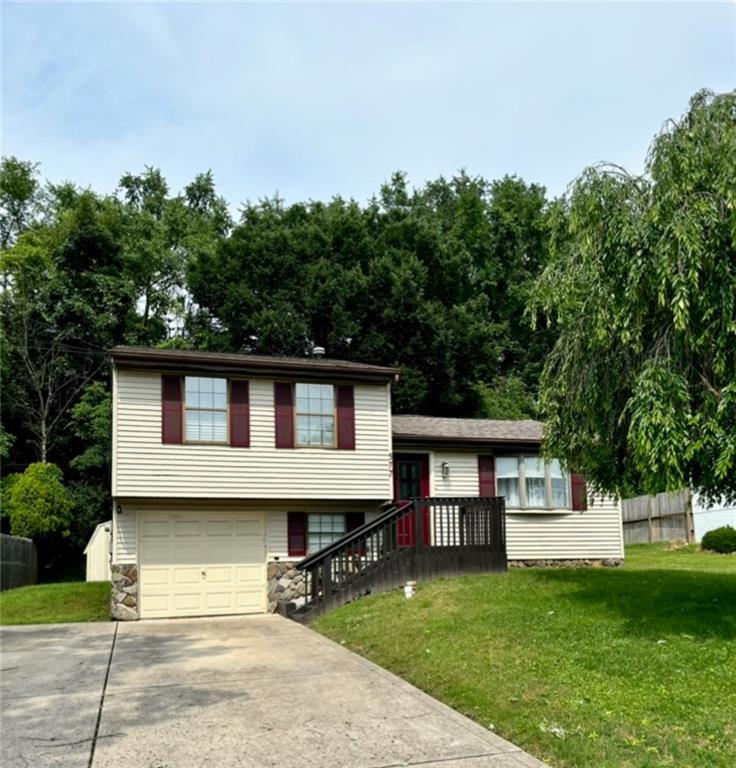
(701, 526, 736, 554)
(6, 463, 74, 539)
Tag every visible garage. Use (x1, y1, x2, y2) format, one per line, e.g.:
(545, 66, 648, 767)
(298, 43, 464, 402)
(138, 512, 266, 619)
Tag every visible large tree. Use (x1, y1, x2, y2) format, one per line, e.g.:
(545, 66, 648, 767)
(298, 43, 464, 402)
(0, 163, 229, 570)
(188, 171, 553, 415)
(532, 89, 736, 503)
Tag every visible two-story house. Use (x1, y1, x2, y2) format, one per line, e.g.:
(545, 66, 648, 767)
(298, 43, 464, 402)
(109, 346, 623, 620)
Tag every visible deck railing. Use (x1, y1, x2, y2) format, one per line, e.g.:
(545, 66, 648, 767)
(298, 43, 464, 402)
(292, 496, 506, 621)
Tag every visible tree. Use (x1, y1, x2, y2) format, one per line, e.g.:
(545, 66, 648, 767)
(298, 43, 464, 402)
(532, 89, 736, 503)
(1, 192, 132, 462)
(6, 463, 74, 539)
(187, 171, 553, 415)
(0, 156, 40, 252)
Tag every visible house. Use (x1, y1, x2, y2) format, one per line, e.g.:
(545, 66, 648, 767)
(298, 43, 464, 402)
(109, 346, 623, 620)
(84, 520, 112, 581)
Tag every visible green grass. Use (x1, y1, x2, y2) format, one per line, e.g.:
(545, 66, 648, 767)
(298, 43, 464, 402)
(315, 544, 736, 768)
(0, 581, 111, 625)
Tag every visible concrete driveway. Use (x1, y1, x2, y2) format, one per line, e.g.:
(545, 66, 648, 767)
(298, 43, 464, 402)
(1, 615, 548, 768)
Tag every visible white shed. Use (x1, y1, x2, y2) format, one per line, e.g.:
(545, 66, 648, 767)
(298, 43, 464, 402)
(84, 521, 112, 581)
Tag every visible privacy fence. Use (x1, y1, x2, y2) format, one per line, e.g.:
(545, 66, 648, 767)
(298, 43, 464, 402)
(621, 489, 694, 545)
(1, 533, 38, 591)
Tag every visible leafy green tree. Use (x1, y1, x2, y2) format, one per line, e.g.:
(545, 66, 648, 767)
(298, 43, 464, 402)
(187, 171, 553, 415)
(1, 193, 132, 462)
(532, 89, 736, 503)
(6, 463, 74, 539)
(476, 376, 536, 420)
(0, 157, 40, 252)
(67, 383, 112, 547)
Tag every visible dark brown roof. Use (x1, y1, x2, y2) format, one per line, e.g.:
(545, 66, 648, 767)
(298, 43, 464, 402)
(110, 346, 399, 383)
(392, 414, 543, 445)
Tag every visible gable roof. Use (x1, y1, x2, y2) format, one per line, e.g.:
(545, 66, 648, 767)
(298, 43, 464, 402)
(392, 414, 543, 445)
(110, 346, 399, 383)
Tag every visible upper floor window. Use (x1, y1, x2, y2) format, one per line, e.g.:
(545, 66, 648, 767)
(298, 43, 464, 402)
(296, 383, 335, 447)
(496, 456, 569, 509)
(185, 376, 227, 443)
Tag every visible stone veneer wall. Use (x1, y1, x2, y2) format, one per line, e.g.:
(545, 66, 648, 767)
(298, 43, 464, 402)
(509, 558, 623, 569)
(267, 561, 305, 613)
(111, 564, 139, 620)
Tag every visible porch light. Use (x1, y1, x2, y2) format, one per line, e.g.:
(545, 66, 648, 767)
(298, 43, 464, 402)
(441, 461, 450, 478)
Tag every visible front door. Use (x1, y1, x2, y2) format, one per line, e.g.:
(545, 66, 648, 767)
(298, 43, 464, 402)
(393, 454, 430, 546)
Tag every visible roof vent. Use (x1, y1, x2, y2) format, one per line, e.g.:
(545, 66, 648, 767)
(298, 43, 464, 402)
(312, 346, 326, 358)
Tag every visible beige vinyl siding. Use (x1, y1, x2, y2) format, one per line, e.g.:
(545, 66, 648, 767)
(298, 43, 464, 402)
(431, 451, 479, 497)
(506, 494, 623, 560)
(425, 450, 624, 561)
(113, 509, 137, 565)
(113, 371, 392, 500)
(113, 500, 381, 565)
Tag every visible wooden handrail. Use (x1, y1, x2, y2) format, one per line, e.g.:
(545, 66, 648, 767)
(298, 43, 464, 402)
(290, 496, 507, 622)
(296, 500, 414, 571)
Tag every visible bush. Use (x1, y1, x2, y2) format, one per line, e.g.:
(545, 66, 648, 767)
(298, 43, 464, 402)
(701, 526, 736, 554)
(6, 463, 74, 539)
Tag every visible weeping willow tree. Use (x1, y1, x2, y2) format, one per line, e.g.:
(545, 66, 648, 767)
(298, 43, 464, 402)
(532, 89, 736, 504)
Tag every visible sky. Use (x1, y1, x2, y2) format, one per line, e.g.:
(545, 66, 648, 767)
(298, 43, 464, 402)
(2, 1, 734, 211)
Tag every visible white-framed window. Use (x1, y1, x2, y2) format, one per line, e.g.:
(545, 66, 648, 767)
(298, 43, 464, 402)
(185, 376, 227, 443)
(496, 457, 521, 507)
(496, 456, 570, 509)
(296, 383, 335, 447)
(307, 513, 346, 553)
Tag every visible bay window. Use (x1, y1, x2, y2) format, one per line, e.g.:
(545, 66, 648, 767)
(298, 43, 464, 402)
(496, 457, 521, 507)
(496, 456, 570, 509)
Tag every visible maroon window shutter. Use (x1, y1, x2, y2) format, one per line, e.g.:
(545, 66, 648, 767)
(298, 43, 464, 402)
(229, 380, 250, 447)
(346, 512, 365, 531)
(288, 512, 307, 557)
(161, 375, 183, 444)
(478, 455, 496, 496)
(336, 385, 355, 449)
(274, 383, 294, 448)
(571, 472, 587, 511)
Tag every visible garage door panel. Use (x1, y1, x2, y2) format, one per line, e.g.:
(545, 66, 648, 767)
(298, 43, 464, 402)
(174, 520, 201, 536)
(204, 592, 234, 610)
(173, 593, 203, 611)
(236, 521, 261, 536)
(140, 568, 170, 587)
(205, 566, 233, 583)
(139, 543, 172, 564)
(141, 520, 169, 537)
(202, 543, 235, 563)
(236, 564, 263, 581)
(143, 595, 171, 612)
(235, 590, 263, 610)
(173, 566, 202, 585)
(139, 512, 265, 619)
(206, 520, 231, 536)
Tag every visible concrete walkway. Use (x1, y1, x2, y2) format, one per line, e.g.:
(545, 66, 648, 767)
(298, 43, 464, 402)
(1, 615, 549, 768)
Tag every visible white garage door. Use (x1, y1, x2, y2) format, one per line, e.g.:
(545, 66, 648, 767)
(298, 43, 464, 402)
(138, 512, 266, 619)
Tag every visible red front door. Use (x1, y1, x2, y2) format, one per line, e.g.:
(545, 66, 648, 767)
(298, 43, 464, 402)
(393, 453, 430, 546)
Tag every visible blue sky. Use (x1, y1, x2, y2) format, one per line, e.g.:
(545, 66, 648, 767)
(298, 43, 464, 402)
(2, 2, 734, 210)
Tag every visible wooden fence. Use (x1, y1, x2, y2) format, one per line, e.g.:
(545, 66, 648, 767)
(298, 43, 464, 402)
(621, 489, 694, 544)
(1, 533, 38, 591)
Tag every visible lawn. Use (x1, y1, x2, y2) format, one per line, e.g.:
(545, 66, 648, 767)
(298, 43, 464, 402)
(315, 544, 736, 768)
(0, 581, 110, 625)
